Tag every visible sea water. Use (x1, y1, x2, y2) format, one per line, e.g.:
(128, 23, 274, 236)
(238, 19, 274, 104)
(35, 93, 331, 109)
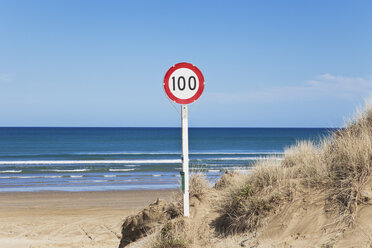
(0, 127, 334, 192)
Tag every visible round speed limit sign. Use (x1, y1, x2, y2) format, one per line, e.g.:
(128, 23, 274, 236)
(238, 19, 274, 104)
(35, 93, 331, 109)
(163, 62, 205, 104)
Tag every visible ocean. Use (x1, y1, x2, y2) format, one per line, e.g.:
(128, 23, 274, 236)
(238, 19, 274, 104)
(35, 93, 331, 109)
(0, 127, 335, 192)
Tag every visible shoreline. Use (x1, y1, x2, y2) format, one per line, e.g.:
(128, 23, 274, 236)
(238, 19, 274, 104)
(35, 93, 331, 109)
(0, 189, 177, 248)
(0, 189, 177, 210)
(0, 188, 178, 195)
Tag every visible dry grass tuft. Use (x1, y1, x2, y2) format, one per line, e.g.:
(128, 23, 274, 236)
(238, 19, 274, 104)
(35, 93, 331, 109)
(216, 102, 372, 233)
(215, 160, 290, 234)
(282, 140, 327, 188)
(152, 220, 188, 248)
(189, 173, 210, 200)
(323, 104, 372, 222)
(166, 173, 210, 219)
(215, 171, 250, 190)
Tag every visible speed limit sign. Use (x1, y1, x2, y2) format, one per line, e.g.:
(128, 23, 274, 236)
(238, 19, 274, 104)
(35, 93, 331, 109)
(163, 62, 205, 104)
(163, 62, 205, 218)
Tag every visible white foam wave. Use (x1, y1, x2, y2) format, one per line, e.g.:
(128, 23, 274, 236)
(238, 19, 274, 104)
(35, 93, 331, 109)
(208, 169, 220, 172)
(43, 169, 89, 172)
(0, 175, 63, 179)
(0, 159, 181, 165)
(0, 170, 22, 173)
(73, 151, 284, 155)
(103, 175, 116, 177)
(152, 174, 162, 177)
(203, 157, 283, 161)
(70, 175, 83, 178)
(12, 176, 38, 179)
(74, 151, 178, 155)
(217, 167, 255, 173)
(109, 168, 135, 172)
(193, 152, 283, 155)
(233, 169, 254, 174)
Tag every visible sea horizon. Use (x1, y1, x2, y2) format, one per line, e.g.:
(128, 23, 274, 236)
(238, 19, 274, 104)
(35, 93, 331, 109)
(0, 126, 340, 128)
(0, 127, 336, 192)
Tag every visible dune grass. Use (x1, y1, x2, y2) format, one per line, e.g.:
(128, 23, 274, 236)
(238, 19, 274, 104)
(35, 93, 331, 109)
(216, 102, 372, 234)
(189, 173, 210, 200)
(152, 221, 188, 248)
(123, 102, 372, 247)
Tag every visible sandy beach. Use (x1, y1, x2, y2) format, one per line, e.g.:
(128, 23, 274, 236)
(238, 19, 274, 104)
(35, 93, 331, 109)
(0, 190, 176, 248)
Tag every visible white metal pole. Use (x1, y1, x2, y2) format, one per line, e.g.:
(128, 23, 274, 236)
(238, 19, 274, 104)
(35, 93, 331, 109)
(181, 104, 189, 217)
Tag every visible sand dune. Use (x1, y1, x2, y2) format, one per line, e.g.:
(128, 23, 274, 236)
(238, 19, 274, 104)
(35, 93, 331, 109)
(118, 103, 372, 247)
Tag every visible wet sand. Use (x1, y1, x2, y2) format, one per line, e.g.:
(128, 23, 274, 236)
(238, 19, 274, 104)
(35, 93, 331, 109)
(0, 189, 176, 248)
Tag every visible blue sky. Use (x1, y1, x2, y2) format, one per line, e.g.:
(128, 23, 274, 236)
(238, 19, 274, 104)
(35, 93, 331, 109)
(0, 0, 371, 127)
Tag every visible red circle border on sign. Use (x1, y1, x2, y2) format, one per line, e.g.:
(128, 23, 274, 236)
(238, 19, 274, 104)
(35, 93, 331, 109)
(163, 62, 205, 104)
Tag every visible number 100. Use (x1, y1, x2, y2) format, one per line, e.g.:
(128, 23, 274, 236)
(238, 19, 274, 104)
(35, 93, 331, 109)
(172, 76, 197, 91)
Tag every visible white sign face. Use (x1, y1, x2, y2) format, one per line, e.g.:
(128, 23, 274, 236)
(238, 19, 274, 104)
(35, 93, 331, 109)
(168, 68, 200, 100)
(164, 62, 204, 104)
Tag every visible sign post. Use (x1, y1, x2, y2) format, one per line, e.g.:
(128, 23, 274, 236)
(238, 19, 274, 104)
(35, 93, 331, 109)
(163, 62, 205, 217)
(181, 105, 189, 217)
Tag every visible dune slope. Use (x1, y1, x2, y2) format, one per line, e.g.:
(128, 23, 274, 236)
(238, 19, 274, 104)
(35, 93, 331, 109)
(119, 103, 372, 248)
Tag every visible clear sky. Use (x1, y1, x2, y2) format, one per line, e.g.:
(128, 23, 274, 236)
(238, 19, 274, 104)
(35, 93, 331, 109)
(0, 0, 371, 127)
